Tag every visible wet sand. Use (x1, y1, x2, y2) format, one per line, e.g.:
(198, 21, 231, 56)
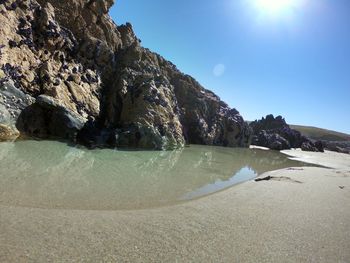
(1, 150, 350, 262)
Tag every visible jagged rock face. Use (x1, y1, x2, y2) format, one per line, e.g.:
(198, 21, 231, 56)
(0, 1, 102, 122)
(250, 115, 305, 150)
(103, 42, 252, 148)
(252, 130, 291, 151)
(0, 0, 251, 149)
(250, 114, 288, 135)
(250, 115, 324, 152)
(301, 141, 324, 153)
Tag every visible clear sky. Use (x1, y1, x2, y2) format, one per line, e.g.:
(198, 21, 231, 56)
(110, 0, 350, 134)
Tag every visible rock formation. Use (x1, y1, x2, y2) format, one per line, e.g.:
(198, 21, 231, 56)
(250, 115, 324, 152)
(323, 141, 350, 154)
(0, 0, 251, 149)
(301, 140, 324, 153)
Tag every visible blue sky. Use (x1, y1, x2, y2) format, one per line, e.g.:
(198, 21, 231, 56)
(110, 0, 350, 134)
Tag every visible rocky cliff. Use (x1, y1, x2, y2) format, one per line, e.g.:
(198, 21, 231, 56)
(0, 0, 251, 149)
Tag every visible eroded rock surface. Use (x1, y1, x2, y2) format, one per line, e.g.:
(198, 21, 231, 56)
(250, 115, 324, 152)
(0, 0, 251, 149)
(323, 141, 350, 154)
(301, 140, 324, 153)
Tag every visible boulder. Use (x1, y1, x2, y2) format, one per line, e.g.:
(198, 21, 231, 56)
(252, 130, 291, 150)
(301, 140, 324, 152)
(17, 95, 86, 141)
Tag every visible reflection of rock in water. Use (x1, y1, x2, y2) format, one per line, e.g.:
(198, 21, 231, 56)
(132, 148, 184, 176)
(0, 141, 311, 210)
(246, 149, 306, 174)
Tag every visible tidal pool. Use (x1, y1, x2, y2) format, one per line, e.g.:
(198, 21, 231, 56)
(0, 140, 313, 210)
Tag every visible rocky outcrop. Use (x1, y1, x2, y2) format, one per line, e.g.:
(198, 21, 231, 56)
(252, 130, 290, 151)
(0, 0, 251, 149)
(250, 115, 324, 152)
(323, 141, 350, 154)
(250, 115, 287, 134)
(301, 140, 324, 153)
(17, 95, 85, 141)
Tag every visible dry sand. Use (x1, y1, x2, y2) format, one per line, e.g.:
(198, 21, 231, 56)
(1, 150, 350, 262)
(282, 148, 350, 169)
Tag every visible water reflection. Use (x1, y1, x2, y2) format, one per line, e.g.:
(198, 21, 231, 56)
(0, 140, 312, 210)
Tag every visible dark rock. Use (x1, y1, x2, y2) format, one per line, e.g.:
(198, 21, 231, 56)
(113, 123, 171, 150)
(77, 116, 125, 149)
(250, 115, 319, 151)
(301, 140, 324, 152)
(17, 95, 85, 141)
(8, 40, 17, 48)
(17, 27, 33, 39)
(252, 130, 290, 150)
(324, 141, 350, 154)
(1, 63, 22, 89)
(314, 140, 324, 152)
(250, 114, 287, 134)
(255, 176, 272, 182)
(19, 38, 35, 49)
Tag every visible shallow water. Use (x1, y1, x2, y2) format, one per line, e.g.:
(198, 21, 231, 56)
(0, 140, 313, 210)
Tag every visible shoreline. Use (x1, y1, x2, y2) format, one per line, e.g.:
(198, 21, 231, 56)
(1, 149, 350, 262)
(282, 148, 350, 169)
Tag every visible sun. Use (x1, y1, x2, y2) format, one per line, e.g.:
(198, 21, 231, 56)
(255, 0, 297, 14)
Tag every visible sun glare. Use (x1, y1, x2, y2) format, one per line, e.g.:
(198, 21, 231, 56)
(255, 0, 298, 15)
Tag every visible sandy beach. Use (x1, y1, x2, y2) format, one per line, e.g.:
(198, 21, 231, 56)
(1, 149, 350, 262)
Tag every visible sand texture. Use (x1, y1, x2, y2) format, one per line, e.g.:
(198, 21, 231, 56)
(1, 150, 350, 262)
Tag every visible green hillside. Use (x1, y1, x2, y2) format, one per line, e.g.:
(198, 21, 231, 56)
(290, 125, 350, 142)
